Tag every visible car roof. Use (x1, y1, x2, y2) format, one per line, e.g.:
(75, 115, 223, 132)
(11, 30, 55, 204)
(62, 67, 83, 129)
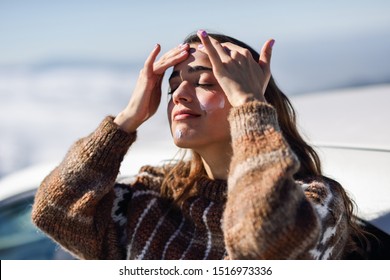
(0, 162, 56, 201)
(291, 84, 390, 151)
(0, 142, 180, 201)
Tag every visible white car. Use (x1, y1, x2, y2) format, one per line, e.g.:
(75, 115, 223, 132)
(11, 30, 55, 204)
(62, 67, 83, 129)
(292, 84, 390, 258)
(292, 84, 390, 234)
(0, 85, 389, 259)
(0, 145, 178, 260)
(0, 162, 76, 260)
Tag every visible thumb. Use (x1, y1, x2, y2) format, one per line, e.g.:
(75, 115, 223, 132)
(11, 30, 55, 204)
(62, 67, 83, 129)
(259, 39, 275, 71)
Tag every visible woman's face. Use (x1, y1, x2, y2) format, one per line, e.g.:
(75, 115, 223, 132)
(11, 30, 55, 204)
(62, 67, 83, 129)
(167, 44, 232, 151)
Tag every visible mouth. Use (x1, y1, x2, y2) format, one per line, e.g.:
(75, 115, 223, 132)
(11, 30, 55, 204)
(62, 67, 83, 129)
(173, 109, 201, 121)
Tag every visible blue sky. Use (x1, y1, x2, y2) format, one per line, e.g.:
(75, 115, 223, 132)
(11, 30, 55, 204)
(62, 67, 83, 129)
(1, 0, 390, 92)
(1, 0, 389, 63)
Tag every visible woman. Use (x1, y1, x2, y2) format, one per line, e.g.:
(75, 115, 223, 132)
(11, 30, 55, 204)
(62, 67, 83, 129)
(32, 30, 364, 259)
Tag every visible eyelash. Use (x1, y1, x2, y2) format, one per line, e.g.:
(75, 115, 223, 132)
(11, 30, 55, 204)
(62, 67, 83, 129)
(168, 83, 213, 95)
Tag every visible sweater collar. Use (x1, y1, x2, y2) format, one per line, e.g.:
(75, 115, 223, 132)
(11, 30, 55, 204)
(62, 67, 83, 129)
(195, 176, 227, 203)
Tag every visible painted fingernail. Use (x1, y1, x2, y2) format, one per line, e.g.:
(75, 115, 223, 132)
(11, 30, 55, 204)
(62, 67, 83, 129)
(198, 29, 208, 38)
(198, 44, 205, 50)
(269, 39, 275, 48)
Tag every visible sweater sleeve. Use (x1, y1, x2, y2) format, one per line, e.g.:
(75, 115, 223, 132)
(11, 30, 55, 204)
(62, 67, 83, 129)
(223, 101, 349, 259)
(32, 116, 136, 259)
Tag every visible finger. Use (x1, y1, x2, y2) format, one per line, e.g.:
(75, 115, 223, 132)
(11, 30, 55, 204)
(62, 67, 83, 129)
(219, 42, 256, 63)
(154, 43, 190, 75)
(159, 43, 189, 63)
(196, 30, 228, 68)
(144, 44, 161, 75)
(219, 42, 249, 57)
(259, 39, 275, 71)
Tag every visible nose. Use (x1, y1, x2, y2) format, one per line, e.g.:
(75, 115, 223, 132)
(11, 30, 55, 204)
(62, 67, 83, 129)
(172, 81, 194, 105)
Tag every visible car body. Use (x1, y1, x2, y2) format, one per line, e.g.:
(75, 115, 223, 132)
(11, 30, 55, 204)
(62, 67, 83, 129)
(0, 163, 76, 260)
(0, 84, 389, 259)
(291, 84, 390, 235)
(0, 145, 178, 260)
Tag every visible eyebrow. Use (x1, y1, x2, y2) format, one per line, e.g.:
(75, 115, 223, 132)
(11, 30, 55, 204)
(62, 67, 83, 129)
(169, 65, 213, 81)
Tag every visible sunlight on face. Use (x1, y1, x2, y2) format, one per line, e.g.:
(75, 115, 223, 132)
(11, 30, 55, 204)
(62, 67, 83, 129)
(167, 44, 232, 151)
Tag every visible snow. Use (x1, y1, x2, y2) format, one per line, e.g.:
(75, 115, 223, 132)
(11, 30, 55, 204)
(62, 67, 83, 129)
(0, 66, 176, 178)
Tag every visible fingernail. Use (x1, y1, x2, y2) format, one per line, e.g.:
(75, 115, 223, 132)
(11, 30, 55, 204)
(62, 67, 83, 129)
(198, 44, 205, 50)
(269, 39, 275, 48)
(198, 29, 208, 38)
(178, 43, 187, 50)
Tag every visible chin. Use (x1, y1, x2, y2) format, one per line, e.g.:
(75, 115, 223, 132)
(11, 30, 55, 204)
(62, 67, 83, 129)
(173, 139, 191, 149)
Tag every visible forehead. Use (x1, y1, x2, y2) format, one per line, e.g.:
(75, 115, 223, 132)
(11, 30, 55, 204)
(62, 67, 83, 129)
(173, 44, 212, 72)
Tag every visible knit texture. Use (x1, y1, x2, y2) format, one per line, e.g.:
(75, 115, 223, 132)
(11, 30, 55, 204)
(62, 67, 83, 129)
(32, 101, 350, 259)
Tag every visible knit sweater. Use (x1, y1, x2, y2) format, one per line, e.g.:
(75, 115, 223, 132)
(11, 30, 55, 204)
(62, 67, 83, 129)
(32, 101, 350, 259)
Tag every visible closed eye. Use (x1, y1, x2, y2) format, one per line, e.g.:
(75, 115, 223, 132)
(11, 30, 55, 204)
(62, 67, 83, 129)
(196, 83, 214, 89)
(168, 81, 215, 97)
(168, 84, 213, 95)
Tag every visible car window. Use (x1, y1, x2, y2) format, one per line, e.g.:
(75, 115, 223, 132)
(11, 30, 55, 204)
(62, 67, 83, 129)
(0, 190, 74, 260)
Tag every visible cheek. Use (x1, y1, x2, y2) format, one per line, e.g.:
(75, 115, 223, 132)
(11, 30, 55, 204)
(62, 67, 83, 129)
(167, 104, 180, 138)
(167, 101, 174, 124)
(197, 92, 226, 113)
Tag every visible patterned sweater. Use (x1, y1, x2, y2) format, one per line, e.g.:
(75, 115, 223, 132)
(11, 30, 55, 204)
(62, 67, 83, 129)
(32, 101, 350, 259)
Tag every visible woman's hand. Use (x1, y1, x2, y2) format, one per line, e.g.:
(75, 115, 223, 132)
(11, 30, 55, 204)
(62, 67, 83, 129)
(114, 43, 190, 133)
(196, 30, 274, 107)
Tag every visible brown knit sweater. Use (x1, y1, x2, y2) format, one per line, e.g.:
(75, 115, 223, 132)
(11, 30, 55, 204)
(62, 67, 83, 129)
(32, 101, 350, 259)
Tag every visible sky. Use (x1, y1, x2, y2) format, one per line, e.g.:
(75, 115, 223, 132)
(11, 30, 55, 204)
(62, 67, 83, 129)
(0, 0, 389, 61)
(1, 0, 390, 94)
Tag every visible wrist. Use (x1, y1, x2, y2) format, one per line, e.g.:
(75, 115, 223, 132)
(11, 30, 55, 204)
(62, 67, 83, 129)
(230, 94, 266, 107)
(114, 111, 140, 133)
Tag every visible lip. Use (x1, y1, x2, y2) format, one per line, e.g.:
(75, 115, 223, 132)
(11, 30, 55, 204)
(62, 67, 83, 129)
(173, 108, 201, 121)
